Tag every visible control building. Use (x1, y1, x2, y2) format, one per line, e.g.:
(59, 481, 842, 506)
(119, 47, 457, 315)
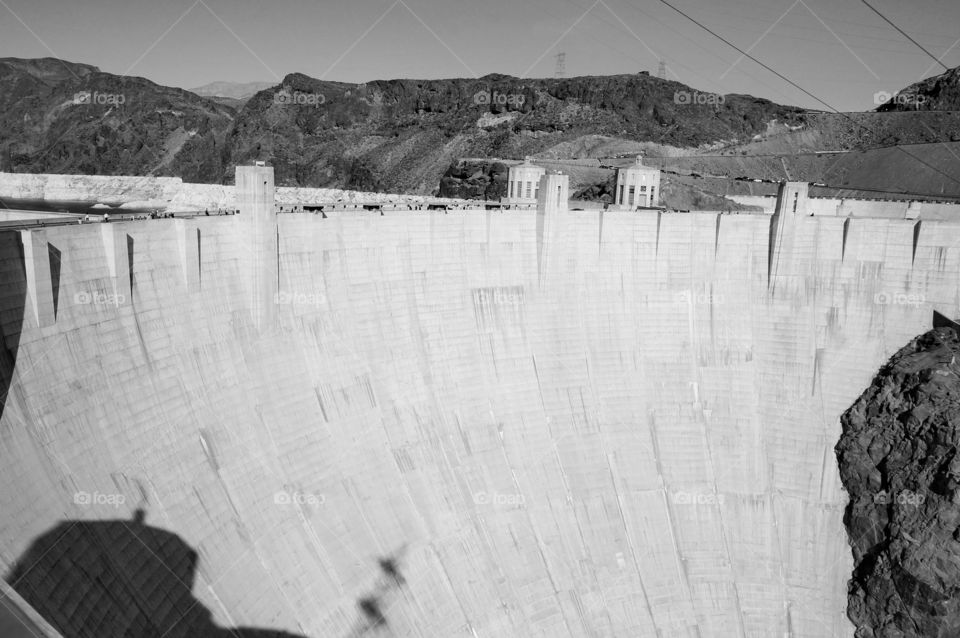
(504, 158, 546, 205)
(614, 155, 661, 209)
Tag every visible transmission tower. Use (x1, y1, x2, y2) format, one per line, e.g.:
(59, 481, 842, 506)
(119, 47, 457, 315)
(554, 52, 566, 79)
(657, 59, 667, 80)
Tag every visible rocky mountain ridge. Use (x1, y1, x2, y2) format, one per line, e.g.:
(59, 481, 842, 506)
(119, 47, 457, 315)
(3, 57, 960, 198)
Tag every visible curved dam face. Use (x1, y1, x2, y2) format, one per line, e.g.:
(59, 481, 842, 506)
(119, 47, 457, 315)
(1, 169, 957, 637)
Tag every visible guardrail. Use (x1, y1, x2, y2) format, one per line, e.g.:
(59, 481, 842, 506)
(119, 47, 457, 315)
(276, 202, 537, 214)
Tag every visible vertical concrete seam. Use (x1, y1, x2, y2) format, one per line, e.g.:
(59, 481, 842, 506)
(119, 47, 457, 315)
(655, 211, 662, 257)
(767, 212, 780, 289)
(598, 209, 604, 258)
(714, 213, 722, 259)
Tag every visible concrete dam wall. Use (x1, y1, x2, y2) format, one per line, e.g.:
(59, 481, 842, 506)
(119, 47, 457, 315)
(1, 169, 959, 637)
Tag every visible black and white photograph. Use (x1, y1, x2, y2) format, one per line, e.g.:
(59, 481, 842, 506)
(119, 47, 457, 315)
(1, 1, 959, 636)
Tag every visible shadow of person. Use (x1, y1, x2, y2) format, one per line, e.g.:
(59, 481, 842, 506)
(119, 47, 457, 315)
(5, 509, 306, 638)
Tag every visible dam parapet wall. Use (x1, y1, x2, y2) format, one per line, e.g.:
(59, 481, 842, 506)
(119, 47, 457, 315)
(730, 188, 960, 219)
(0, 172, 465, 213)
(0, 172, 184, 204)
(3, 174, 960, 636)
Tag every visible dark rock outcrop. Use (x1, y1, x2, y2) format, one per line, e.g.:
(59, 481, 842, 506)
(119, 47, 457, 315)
(837, 327, 960, 638)
(438, 159, 509, 200)
(572, 173, 616, 203)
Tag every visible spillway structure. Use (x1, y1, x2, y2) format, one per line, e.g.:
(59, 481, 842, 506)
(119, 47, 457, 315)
(1, 165, 958, 637)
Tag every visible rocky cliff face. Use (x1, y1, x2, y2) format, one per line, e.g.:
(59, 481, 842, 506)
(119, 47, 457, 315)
(837, 327, 960, 638)
(0, 57, 235, 182)
(877, 67, 960, 113)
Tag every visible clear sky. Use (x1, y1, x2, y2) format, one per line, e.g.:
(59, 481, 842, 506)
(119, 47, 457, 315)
(1, 0, 958, 111)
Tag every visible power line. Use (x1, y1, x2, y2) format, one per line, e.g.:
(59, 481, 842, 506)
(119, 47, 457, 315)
(687, 19, 956, 57)
(655, 0, 841, 111)
(540, 0, 732, 97)
(597, 0, 806, 104)
(655, 0, 960, 190)
(685, 2, 960, 46)
(860, 0, 949, 72)
(597, 159, 959, 198)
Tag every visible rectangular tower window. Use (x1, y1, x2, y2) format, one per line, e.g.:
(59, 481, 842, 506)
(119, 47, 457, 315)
(628, 186, 635, 207)
(619, 185, 624, 204)
(526, 182, 532, 198)
(509, 181, 514, 198)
